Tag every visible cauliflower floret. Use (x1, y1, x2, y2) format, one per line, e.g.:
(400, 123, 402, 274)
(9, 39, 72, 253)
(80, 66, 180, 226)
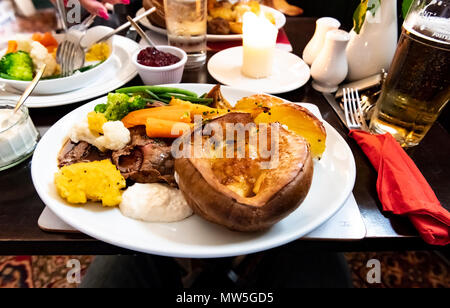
(16, 39, 33, 53)
(97, 121, 131, 151)
(70, 119, 98, 148)
(69, 117, 130, 152)
(29, 41, 57, 77)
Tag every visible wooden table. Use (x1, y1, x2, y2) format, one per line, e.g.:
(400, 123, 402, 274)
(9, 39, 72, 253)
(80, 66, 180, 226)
(0, 16, 448, 255)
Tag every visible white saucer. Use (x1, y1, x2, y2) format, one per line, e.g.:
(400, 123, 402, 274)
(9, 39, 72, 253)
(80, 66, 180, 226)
(207, 47, 310, 94)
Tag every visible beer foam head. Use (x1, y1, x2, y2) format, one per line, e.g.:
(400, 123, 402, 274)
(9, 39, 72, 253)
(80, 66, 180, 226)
(405, 12, 450, 45)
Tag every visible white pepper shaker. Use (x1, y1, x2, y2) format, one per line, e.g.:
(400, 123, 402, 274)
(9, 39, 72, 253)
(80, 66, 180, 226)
(311, 29, 351, 93)
(302, 17, 341, 66)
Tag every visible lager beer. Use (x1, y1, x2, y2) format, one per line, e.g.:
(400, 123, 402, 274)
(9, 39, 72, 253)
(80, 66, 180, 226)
(370, 2, 449, 147)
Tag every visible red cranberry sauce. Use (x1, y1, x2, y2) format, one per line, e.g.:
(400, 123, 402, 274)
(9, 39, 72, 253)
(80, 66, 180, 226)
(137, 47, 181, 67)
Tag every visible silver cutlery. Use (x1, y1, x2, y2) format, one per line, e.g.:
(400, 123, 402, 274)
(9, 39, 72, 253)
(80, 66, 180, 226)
(90, 7, 156, 46)
(56, 6, 156, 78)
(55, 0, 68, 31)
(322, 92, 348, 127)
(0, 64, 46, 128)
(126, 15, 158, 49)
(342, 88, 369, 131)
(57, 14, 96, 77)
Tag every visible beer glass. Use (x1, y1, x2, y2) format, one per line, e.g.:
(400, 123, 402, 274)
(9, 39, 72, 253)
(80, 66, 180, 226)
(369, 0, 449, 147)
(164, 0, 207, 69)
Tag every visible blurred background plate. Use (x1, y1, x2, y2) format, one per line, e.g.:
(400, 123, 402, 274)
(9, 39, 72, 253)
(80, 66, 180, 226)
(136, 5, 286, 42)
(0, 26, 115, 95)
(0, 35, 139, 108)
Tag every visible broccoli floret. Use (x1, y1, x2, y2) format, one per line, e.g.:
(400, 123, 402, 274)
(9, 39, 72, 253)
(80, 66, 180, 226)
(94, 93, 146, 121)
(94, 103, 107, 113)
(102, 93, 130, 121)
(0, 51, 34, 81)
(128, 95, 146, 111)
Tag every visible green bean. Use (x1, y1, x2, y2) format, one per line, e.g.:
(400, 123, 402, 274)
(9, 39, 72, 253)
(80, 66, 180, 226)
(159, 93, 213, 105)
(145, 89, 160, 100)
(142, 98, 168, 105)
(116, 86, 198, 98)
(155, 97, 171, 104)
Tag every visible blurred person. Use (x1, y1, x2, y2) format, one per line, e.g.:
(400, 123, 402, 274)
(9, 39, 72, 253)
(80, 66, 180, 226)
(50, 0, 130, 20)
(80, 241, 353, 288)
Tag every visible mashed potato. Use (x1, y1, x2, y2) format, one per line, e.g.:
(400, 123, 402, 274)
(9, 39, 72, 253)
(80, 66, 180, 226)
(120, 183, 193, 222)
(69, 116, 130, 152)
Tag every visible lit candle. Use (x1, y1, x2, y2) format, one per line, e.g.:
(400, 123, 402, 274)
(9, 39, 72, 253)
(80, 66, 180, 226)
(241, 12, 278, 79)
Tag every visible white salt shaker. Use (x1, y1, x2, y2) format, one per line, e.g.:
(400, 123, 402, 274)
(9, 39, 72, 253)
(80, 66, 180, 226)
(311, 29, 351, 93)
(302, 17, 341, 66)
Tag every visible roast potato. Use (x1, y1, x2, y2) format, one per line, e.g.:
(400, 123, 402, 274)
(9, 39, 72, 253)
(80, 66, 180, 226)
(235, 95, 327, 158)
(254, 104, 327, 158)
(175, 113, 313, 232)
(206, 84, 233, 109)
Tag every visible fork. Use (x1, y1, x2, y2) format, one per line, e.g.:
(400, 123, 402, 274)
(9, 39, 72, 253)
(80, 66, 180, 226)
(56, 13, 96, 77)
(343, 88, 369, 131)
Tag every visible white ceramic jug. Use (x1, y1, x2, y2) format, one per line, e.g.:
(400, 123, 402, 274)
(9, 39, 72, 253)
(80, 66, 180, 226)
(302, 17, 341, 66)
(311, 29, 351, 93)
(346, 0, 398, 81)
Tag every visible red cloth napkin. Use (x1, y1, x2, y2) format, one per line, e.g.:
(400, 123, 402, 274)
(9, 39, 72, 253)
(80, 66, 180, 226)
(349, 130, 450, 246)
(207, 28, 292, 52)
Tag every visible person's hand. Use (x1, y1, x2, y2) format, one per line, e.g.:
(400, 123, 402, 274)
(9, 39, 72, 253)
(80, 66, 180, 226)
(79, 0, 130, 20)
(52, 0, 130, 20)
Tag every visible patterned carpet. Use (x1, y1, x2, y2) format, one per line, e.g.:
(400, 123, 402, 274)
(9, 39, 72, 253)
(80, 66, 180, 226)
(0, 252, 448, 288)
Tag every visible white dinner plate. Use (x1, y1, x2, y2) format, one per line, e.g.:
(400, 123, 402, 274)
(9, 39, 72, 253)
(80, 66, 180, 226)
(207, 47, 311, 94)
(31, 84, 356, 258)
(136, 6, 286, 42)
(0, 35, 139, 108)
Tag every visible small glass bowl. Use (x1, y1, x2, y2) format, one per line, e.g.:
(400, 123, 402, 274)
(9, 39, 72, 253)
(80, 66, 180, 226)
(0, 100, 39, 171)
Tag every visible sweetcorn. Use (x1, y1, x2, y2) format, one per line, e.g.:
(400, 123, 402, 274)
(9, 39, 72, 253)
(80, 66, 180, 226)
(54, 160, 126, 207)
(87, 111, 107, 135)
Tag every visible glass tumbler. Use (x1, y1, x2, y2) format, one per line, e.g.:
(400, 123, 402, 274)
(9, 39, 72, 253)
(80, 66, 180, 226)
(369, 0, 449, 147)
(163, 0, 207, 70)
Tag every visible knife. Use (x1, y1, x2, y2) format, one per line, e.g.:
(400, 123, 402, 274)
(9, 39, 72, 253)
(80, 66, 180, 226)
(322, 92, 348, 129)
(93, 7, 156, 44)
(335, 73, 382, 98)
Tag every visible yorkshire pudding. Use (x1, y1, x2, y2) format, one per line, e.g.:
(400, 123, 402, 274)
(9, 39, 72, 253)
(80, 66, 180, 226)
(175, 113, 313, 231)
